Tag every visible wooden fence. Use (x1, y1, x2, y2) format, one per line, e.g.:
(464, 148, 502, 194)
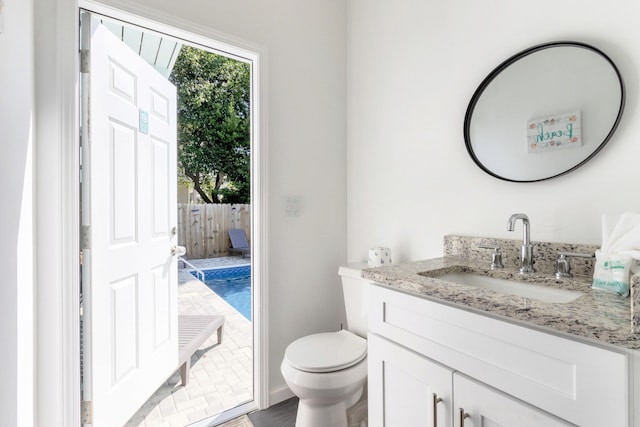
(177, 203, 251, 259)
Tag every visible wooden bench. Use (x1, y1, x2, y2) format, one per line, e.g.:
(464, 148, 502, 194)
(178, 315, 225, 386)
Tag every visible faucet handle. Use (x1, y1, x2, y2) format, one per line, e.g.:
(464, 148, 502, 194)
(478, 244, 504, 270)
(555, 251, 595, 279)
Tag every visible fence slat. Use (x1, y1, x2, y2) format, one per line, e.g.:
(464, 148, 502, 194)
(177, 203, 251, 259)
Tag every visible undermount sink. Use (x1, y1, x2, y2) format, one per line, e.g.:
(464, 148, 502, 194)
(428, 272, 583, 304)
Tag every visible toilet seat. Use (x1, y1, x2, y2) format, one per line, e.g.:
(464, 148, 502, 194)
(284, 330, 367, 373)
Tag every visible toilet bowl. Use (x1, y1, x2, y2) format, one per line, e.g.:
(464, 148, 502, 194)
(281, 330, 367, 427)
(281, 263, 370, 427)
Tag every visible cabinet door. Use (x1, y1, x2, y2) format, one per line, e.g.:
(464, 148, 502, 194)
(454, 374, 573, 427)
(369, 334, 453, 427)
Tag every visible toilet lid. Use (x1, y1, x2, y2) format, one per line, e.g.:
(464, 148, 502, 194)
(284, 330, 367, 373)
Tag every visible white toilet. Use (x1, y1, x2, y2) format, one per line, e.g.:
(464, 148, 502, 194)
(281, 263, 370, 427)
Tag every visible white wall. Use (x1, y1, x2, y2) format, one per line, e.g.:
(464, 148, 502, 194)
(0, 0, 35, 425)
(91, 0, 348, 403)
(347, 0, 640, 263)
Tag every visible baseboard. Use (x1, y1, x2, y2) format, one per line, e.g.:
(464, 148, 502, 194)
(188, 401, 258, 427)
(268, 383, 294, 407)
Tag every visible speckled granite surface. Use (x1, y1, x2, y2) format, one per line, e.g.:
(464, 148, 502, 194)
(363, 235, 640, 351)
(444, 235, 600, 276)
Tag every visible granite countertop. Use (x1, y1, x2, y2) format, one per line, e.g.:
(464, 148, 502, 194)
(363, 256, 640, 351)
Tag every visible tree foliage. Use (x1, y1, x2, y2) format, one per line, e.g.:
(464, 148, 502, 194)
(170, 46, 250, 203)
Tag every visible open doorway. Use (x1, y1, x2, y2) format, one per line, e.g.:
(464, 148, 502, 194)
(79, 7, 262, 427)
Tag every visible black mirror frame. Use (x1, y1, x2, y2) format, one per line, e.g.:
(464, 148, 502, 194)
(463, 41, 625, 183)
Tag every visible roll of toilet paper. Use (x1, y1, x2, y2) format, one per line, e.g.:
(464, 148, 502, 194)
(368, 247, 392, 267)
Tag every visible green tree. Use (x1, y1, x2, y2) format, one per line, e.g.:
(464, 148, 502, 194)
(170, 46, 250, 203)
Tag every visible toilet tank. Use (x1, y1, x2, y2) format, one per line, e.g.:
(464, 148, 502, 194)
(338, 263, 371, 338)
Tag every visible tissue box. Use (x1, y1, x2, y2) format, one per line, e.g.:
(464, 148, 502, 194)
(592, 250, 631, 297)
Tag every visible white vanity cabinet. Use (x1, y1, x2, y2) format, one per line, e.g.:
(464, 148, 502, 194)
(369, 334, 572, 427)
(368, 334, 452, 427)
(368, 284, 629, 427)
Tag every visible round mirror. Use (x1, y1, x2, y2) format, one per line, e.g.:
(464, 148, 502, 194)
(464, 41, 625, 182)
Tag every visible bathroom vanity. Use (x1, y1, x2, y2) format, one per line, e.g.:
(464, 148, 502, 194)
(364, 235, 640, 427)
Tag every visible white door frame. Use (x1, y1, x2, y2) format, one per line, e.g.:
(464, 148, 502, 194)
(36, 1, 269, 425)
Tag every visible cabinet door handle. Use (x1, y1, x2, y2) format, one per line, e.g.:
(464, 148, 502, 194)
(432, 393, 443, 427)
(459, 408, 470, 427)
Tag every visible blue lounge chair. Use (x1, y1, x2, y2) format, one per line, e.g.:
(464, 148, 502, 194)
(228, 229, 251, 258)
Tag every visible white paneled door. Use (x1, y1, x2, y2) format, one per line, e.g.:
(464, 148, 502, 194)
(80, 14, 178, 427)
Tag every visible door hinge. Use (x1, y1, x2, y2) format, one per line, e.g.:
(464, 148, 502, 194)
(81, 225, 91, 249)
(81, 400, 93, 424)
(80, 49, 90, 74)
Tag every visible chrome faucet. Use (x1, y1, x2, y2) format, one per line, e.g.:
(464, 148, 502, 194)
(507, 213, 535, 273)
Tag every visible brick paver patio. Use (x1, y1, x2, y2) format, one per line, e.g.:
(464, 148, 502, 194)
(125, 257, 253, 427)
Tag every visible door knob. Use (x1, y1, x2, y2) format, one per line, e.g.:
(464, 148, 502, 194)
(171, 246, 186, 256)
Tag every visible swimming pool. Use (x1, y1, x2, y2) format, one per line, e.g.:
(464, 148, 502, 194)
(192, 265, 252, 321)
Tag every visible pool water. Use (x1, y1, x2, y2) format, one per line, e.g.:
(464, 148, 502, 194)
(193, 265, 252, 321)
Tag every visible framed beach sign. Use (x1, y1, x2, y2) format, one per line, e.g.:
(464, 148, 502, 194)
(527, 110, 582, 153)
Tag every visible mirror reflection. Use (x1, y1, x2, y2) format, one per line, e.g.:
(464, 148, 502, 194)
(464, 42, 625, 182)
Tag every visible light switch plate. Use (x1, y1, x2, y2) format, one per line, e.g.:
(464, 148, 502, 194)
(285, 195, 301, 217)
